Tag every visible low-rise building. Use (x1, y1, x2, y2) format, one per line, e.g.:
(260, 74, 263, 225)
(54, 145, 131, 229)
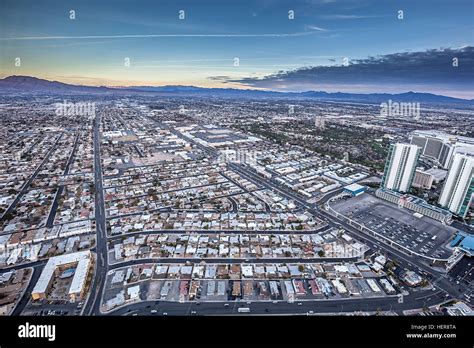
(31, 250, 92, 302)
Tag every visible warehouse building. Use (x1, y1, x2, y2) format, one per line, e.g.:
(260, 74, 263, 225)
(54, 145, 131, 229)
(450, 232, 474, 257)
(343, 183, 366, 197)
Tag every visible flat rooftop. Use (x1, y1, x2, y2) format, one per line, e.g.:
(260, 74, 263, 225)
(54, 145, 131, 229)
(32, 250, 91, 296)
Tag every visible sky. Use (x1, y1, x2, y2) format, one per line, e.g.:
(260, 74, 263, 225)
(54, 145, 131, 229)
(0, 0, 473, 98)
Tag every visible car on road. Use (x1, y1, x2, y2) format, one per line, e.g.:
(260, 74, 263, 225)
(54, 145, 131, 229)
(163, 312, 168, 316)
(150, 310, 157, 314)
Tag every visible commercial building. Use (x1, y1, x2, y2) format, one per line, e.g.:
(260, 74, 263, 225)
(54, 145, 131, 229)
(401, 270, 423, 287)
(450, 232, 474, 257)
(343, 183, 366, 197)
(438, 153, 474, 218)
(410, 130, 474, 169)
(376, 188, 453, 224)
(445, 302, 474, 316)
(424, 168, 448, 184)
(381, 143, 420, 193)
(31, 250, 92, 302)
(412, 170, 434, 190)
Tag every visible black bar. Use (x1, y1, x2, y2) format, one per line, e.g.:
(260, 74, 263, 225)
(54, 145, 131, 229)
(0, 315, 471, 347)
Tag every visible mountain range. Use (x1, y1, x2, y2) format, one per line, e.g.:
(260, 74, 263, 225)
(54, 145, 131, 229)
(1, 75, 472, 106)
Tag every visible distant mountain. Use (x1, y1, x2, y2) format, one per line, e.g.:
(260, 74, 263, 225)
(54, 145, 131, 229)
(0, 75, 112, 94)
(297, 90, 474, 105)
(1, 75, 473, 106)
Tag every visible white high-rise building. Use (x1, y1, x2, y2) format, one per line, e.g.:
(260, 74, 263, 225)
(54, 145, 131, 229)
(438, 153, 474, 218)
(314, 116, 326, 130)
(382, 143, 420, 193)
(410, 130, 474, 169)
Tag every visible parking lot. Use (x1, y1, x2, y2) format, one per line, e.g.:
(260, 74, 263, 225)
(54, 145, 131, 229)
(331, 194, 454, 259)
(449, 257, 473, 286)
(23, 300, 83, 316)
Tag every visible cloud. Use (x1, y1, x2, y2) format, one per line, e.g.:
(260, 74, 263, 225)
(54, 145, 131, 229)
(305, 0, 338, 4)
(230, 47, 474, 96)
(321, 14, 383, 20)
(0, 30, 326, 41)
(305, 25, 328, 31)
(207, 76, 232, 81)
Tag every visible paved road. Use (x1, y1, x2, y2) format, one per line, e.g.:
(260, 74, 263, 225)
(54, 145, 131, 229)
(108, 288, 448, 316)
(83, 113, 108, 315)
(1, 133, 63, 224)
(11, 263, 45, 316)
(45, 133, 80, 227)
(1, 259, 46, 272)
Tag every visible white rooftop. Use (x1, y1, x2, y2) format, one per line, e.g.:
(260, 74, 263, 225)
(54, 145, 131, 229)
(344, 183, 365, 191)
(32, 250, 92, 296)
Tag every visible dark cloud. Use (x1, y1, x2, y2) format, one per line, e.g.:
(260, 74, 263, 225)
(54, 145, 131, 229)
(231, 47, 474, 94)
(207, 75, 232, 81)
